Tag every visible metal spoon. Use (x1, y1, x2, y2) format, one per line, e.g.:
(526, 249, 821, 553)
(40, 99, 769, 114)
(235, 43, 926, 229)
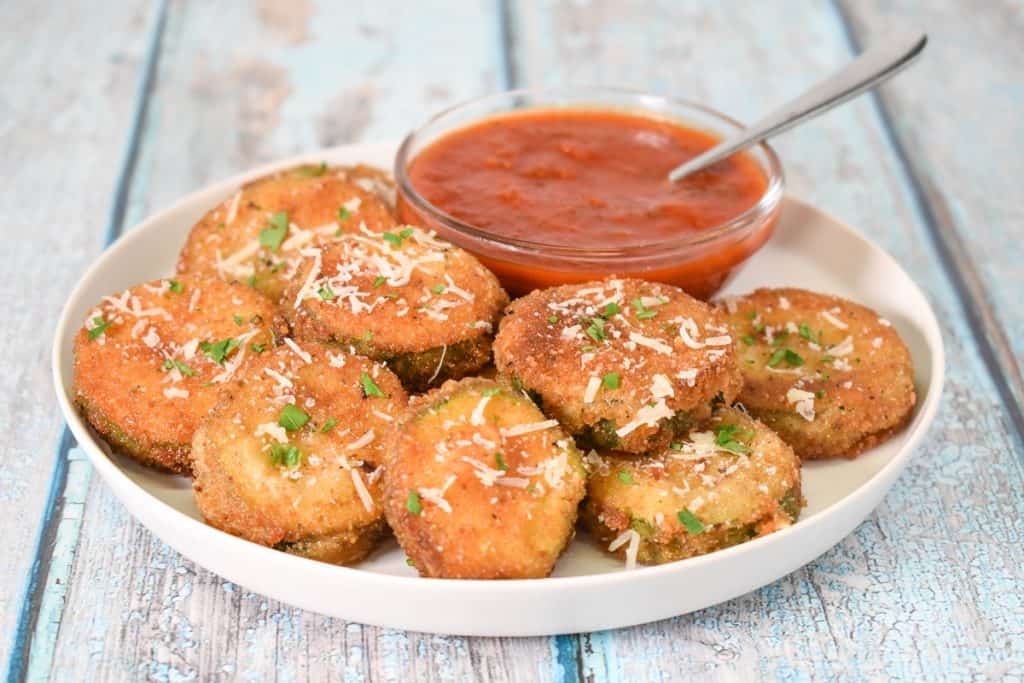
(667, 30, 927, 183)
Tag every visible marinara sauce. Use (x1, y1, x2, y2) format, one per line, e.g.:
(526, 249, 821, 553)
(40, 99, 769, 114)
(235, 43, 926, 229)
(399, 109, 777, 298)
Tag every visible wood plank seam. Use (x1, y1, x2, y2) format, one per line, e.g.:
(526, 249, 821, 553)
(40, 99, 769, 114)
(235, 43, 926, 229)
(832, 0, 1024, 455)
(3, 4, 169, 680)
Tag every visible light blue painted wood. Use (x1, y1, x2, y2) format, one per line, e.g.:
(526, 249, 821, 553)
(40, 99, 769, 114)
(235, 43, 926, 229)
(0, 0, 159, 676)
(511, 0, 1024, 679)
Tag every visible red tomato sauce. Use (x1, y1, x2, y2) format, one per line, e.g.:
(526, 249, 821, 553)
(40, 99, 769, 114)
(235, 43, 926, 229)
(406, 109, 768, 248)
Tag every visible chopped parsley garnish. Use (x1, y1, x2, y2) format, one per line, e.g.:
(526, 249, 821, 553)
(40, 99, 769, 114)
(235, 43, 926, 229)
(200, 337, 241, 365)
(251, 342, 266, 354)
(618, 470, 637, 485)
(714, 424, 753, 454)
(88, 316, 111, 340)
(678, 509, 705, 534)
(481, 387, 500, 397)
(299, 162, 328, 176)
(270, 443, 302, 468)
(821, 355, 835, 363)
(372, 276, 386, 288)
(585, 317, 607, 342)
(602, 372, 619, 389)
(767, 348, 805, 368)
(382, 227, 414, 249)
(362, 330, 372, 343)
(321, 418, 337, 433)
(247, 275, 257, 288)
(406, 490, 422, 515)
(741, 335, 756, 346)
(279, 404, 310, 431)
(816, 390, 825, 399)
(747, 310, 758, 319)
(161, 358, 195, 377)
(798, 323, 823, 344)
(632, 298, 657, 319)
(771, 330, 790, 347)
(495, 452, 507, 471)
(602, 302, 620, 318)
(671, 442, 683, 450)
(431, 283, 446, 294)
(233, 314, 243, 326)
(406, 558, 415, 567)
(168, 279, 184, 294)
(318, 285, 336, 301)
(360, 372, 386, 398)
(259, 211, 289, 252)
(548, 315, 559, 324)
(338, 206, 350, 222)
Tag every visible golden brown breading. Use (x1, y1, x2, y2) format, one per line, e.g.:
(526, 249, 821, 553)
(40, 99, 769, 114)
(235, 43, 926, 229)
(191, 342, 407, 564)
(717, 287, 916, 459)
(283, 226, 508, 392)
(73, 274, 286, 474)
(176, 163, 397, 301)
(581, 406, 802, 566)
(335, 164, 397, 208)
(382, 378, 587, 579)
(493, 278, 743, 454)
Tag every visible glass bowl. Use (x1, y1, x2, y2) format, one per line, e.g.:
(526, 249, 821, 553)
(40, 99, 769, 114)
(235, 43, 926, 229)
(394, 87, 784, 299)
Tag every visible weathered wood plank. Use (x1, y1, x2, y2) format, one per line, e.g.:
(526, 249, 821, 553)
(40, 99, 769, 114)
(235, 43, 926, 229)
(0, 0, 159, 676)
(43, 2, 562, 681)
(838, 0, 1024, 435)
(510, 1, 1024, 679)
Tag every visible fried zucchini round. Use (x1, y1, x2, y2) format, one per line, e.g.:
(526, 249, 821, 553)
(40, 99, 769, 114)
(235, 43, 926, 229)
(494, 278, 743, 454)
(283, 226, 508, 392)
(382, 378, 587, 579)
(73, 274, 286, 474)
(335, 164, 397, 208)
(191, 342, 408, 565)
(177, 163, 397, 301)
(581, 406, 802, 566)
(718, 287, 916, 459)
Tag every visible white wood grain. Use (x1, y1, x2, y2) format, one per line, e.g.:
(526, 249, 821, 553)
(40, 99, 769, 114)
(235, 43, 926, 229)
(511, 1, 1024, 679)
(0, 0, 159, 674)
(43, 2, 564, 681)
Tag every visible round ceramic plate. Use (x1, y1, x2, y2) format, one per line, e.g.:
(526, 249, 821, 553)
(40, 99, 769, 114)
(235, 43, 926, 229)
(53, 141, 944, 637)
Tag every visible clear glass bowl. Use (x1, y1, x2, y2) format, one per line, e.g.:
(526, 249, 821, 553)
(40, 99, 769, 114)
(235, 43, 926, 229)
(394, 87, 784, 299)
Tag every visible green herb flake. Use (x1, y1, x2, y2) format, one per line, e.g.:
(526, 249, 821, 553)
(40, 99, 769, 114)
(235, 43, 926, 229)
(321, 418, 337, 433)
(251, 342, 266, 354)
(270, 443, 302, 468)
(372, 276, 386, 288)
(481, 387, 500, 397)
(88, 316, 112, 340)
(298, 162, 327, 177)
(431, 283, 446, 295)
(495, 452, 507, 471)
(406, 558, 416, 567)
(632, 298, 657, 319)
(602, 302, 621, 318)
(677, 509, 705, 534)
(338, 206, 350, 223)
(714, 424, 752, 454)
(548, 315, 559, 324)
(602, 372, 620, 390)
(618, 470, 637, 485)
(279, 404, 310, 431)
(585, 317, 607, 342)
(168, 279, 184, 294)
(360, 372, 386, 398)
(798, 323, 823, 344)
(233, 314, 243, 326)
(318, 285, 336, 301)
(406, 490, 422, 515)
(200, 337, 241, 365)
(771, 330, 790, 347)
(362, 329, 372, 343)
(247, 275, 257, 288)
(741, 335, 756, 346)
(161, 358, 196, 377)
(382, 228, 415, 249)
(259, 211, 289, 252)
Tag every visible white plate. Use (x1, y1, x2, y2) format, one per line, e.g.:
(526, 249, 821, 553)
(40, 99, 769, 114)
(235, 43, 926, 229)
(52, 141, 944, 637)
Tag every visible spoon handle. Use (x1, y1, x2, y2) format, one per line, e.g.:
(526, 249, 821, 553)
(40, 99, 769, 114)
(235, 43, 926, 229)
(667, 30, 927, 183)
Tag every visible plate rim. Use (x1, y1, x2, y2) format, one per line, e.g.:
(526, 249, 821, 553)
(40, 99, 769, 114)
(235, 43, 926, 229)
(50, 141, 946, 603)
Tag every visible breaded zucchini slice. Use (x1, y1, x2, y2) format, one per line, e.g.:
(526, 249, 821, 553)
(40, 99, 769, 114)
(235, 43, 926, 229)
(335, 164, 397, 208)
(191, 342, 408, 565)
(73, 274, 286, 474)
(382, 378, 587, 579)
(582, 406, 802, 567)
(718, 287, 916, 459)
(283, 226, 508, 392)
(494, 278, 743, 454)
(176, 163, 397, 301)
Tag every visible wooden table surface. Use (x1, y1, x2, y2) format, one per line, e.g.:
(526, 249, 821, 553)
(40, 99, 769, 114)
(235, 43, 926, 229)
(4, 1, 1023, 680)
